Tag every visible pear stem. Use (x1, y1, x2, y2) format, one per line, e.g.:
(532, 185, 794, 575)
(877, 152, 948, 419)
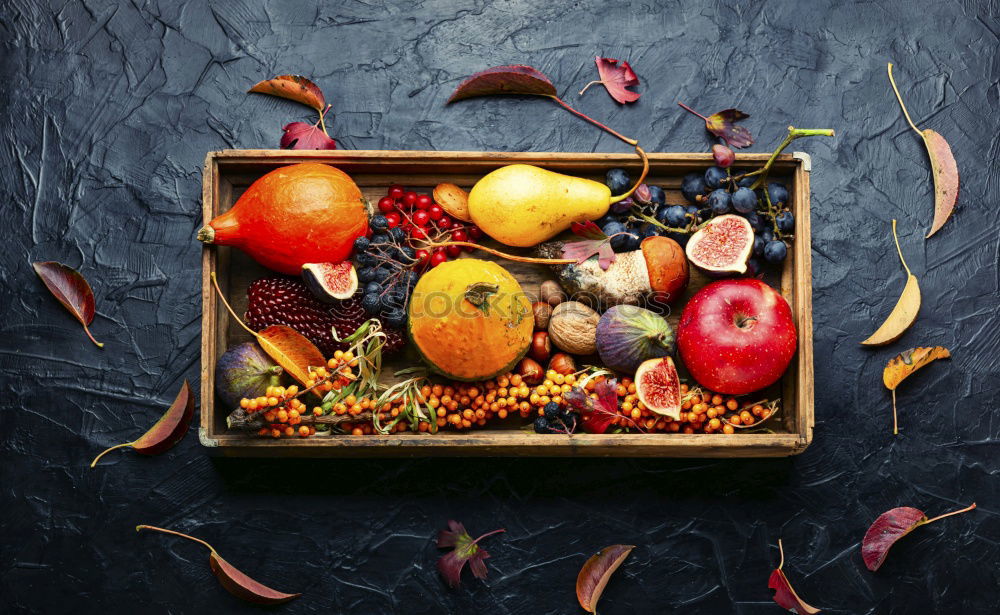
(609, 145, 650, 203)
(136, 524, 216, 553)
(547, 95, 637, 145)
(90, 442, 133, 468)
(887, 63, 921, 135)
(924, 502, 976, 525)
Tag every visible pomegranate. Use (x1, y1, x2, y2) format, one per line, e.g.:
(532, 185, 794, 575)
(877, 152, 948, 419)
(634, 357, 682, 419)
(685, 214, 753, 276)
(677, 279, 796, 394)
(198, 163, 368, 275)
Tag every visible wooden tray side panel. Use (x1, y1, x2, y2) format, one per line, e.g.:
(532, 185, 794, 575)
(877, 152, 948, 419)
(199, 150, 814, 456)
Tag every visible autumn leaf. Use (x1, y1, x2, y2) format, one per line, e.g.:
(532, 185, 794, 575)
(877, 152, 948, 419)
(882, 346, 950, 434)
(447, 65, 557, 103)
(861, 220, 921, 348)
(768, 539, 821, 614)
(280, 121, 336, 150)
(91, 381, 195, 467)
(137, 525, 300, 604)
(579, 56, 640, 104)
(33, 261, 103, 348)
(560, 221, 622, 270)
(887, 63, 959, 238)
(576, 544, 634, 613)
(436, 520, 505, 588)
(564, 379, 622, 434)
(861, 503, 976, 571)
(678, 103, 754, 148)
(248, 74, 326, 112)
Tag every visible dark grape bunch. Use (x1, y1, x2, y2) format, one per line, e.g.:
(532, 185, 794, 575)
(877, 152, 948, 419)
(596, 168, 682, 251)
(534, 401, 580, 434)
(353, 185, 484, 328)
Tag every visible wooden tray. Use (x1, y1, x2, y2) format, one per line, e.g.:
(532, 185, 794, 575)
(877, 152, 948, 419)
(199, 150, 814, 457)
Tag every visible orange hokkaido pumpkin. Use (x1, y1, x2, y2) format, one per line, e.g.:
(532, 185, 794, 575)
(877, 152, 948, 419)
(198, 163, 368, 275)
(408, 259, 534, 381)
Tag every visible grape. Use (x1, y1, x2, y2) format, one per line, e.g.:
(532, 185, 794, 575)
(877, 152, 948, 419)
(660, 205, 688, 227)
(648, 185, 666, 207)
(760, 227, 774, 243)
(666, 231, 690, 247)
(602, 220, 627, 238)
(361, 293, 381, 315)
(681, 173, 707, 203)
(742, 211, 763, 233)
(776, 211, 795, 233)
(766, 182, 789, 207)
(712, 144, 735, 168)
(731, 187, 758, 214)
(605, 168, 631, 193)
(389, 227, 406, 242)
(382, 308, 406, 329)
(763, 240, 788, 263)
(533, 416, 550, 434)
(357, 267, 376, 283)
(685, 205, 701, 220)
(733, 170, 755, 188)
(354, 251, 375, 268)
(609, 196, 634, 214)
(364, 281, 381, 295)
(370, 215, 389, 232)
(745, 258, 762, 276)
(704, 166, 727, 190)
(617, 229, 641, 252)
(370, 233, 389, 245)
(753, 234, 766, 256)
(353, 236, 370, 252)
(639, 224, 661, 240)
(707, 189, 731, 214)
(596, 214, 618, 228)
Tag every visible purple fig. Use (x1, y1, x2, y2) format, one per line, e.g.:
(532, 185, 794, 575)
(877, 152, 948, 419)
(596, 305, 675, 374)
(215, 342, 285, 409)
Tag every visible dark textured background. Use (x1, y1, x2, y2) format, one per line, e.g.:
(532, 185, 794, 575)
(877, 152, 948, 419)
(2, 1, 998, 613)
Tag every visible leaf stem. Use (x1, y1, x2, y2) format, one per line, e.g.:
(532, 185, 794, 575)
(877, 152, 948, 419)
(890, 219, 912, 277)
(747, 126, 835, 191)
(90, 442, 133, 468)
(136, 524, 216, 553)
(676, 102, 707, 121)
(777, 538, 785, 570)
(210, 272, 256, 337)
(318, 104, 332, 136)
(924, 502, 976, 525)
(472, 528, 506, 544)
(547, 95, 637, 145)
(83, 323, 105, 348)
(416, 240, 576, 265)
(578, 80, 604, 96)
(887, 63, 921, 135)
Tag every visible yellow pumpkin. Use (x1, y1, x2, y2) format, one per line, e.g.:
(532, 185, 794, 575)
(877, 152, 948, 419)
(408, 259, 533, 381)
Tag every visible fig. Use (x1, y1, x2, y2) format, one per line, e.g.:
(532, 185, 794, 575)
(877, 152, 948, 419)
(634, 357, 682, 419)
(596, 305, 675, 374)
(301, 261, 358, 302)
(685, 214, 753, 276)
(214, 342, 285, 409)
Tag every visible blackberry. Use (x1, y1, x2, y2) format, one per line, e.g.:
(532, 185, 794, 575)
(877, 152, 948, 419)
(533, 416, 550, 434)
(245, 276, 404, 356)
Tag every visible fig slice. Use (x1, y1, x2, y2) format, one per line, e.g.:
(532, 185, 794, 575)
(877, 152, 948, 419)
(685, 214, 753, 275)
(301, 261, 358, 302)
(634, 357, 682, 419)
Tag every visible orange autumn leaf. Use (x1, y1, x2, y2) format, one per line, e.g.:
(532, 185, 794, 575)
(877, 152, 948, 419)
(256, 325, 325, 386)
(248, 74, 326, 112)
(883, 346, 950, 434)
(576, 544, 634, 613)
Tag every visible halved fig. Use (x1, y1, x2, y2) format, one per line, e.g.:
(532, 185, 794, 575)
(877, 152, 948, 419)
(634, 357, 682, 419)
(685, 214, 753, 275)
(301, 261, 358, 302)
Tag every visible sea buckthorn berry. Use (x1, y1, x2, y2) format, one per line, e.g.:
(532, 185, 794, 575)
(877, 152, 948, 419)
(240, 398, 250, 409)
(729, 415, 741, 425)
(708, 418, 721, 430)
(271, 429, 281, 438)
(726, 398, 738, 411)
(313, 407, 323, 416)
(711, 395, 723, 406)
(305, 379, 316, 388)
(277, 409, 289, 422)
(498, 409, 508, 419)
(706, 408, 717, 419)
(298, 426, 310, 437)
(742, 415, 755, 425)
(722, 425, 735, 434)
(752, 404, 765, 416)
(284, 426, 295, 436)
(351, 428, 364, 436)
(247, 399, 259, 411)
(288, 409, 300, 419)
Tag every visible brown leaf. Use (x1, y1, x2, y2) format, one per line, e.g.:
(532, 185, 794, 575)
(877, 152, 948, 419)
(861, 503, 976, 571)
(887, 63, 960, 238)
(922, 129, 959, 237)
(861, 220, 921, 346)
(248, 74, 326, 112)
(882, 346, 950, 434)
(768, 539, 821, 613)
(91, 381, 195, 467)
(137, 525, 300, 605)
(257, 325, 326, 387)
(576, 544, 634, 613)
(447, 65, 557, 103)
(32, 261, 103, 348)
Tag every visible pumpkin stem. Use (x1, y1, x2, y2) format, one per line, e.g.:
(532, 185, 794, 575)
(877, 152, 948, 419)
(196, 225, 215, 243)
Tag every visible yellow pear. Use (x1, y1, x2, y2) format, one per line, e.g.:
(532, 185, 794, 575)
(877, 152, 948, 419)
(468, 164, 618, 247)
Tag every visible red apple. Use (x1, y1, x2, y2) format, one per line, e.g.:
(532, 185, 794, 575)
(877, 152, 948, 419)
(677, 279, 796, 394)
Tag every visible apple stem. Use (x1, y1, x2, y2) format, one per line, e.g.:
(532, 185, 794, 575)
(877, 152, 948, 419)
(677, 102, 707, 121)
(923, 502, 976, 525)
(136, 524, 217, 554)
(90, 442, 133, 468)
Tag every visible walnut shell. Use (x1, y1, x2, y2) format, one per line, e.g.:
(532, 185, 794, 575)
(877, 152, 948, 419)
(548, 301, 599, 355)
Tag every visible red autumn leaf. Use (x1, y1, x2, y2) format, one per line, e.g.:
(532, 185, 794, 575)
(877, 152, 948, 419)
(561, 221, 618, 270)
(447, 65, 557, 103)
(91, 381, 195, 467)
(861, 502, 976, 571)
(887, 63, 960, 238)
(436, 520, 505, 588)
(280, 121, 337, 150)
(33, 261, 103, 348)
(580, 57, 640, 104)
(565, 379, 622, 434)
(678, 103, 754, 148)
(576, 544, 634, 613)
(137, 525, 300, 604)
(248, 74, 326, 112)
(768, 539, 821, 614)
